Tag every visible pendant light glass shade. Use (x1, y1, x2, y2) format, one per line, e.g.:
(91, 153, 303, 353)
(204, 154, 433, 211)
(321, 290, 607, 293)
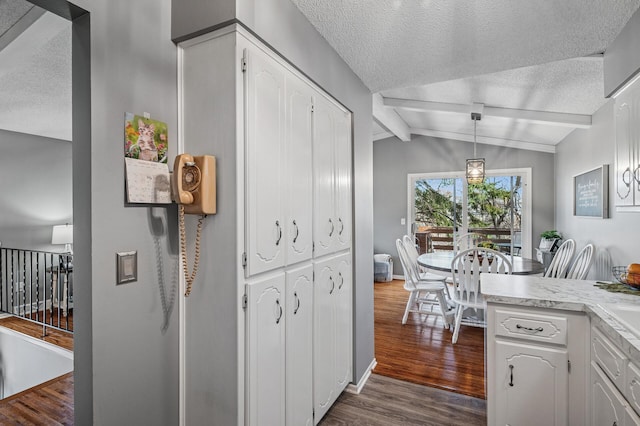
(466, 158, 485, 184)
(466, 112, 485, 185)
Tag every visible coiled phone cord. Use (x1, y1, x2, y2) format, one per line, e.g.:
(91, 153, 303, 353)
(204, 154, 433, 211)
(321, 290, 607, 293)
(179, 204, 205, 297)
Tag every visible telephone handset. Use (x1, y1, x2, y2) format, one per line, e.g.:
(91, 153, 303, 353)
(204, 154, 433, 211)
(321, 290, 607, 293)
(172, 154, 216, 297)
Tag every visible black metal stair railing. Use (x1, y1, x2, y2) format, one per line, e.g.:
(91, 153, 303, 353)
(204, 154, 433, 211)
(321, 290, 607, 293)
(0, 247, 73, 334)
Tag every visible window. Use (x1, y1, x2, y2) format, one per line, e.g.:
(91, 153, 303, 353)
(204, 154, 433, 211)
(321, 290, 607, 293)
(408, 168, 531, 257)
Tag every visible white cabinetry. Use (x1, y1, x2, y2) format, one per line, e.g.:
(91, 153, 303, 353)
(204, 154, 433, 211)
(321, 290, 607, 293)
(285, 265, 314, 426)
(487, 304, 588, 426)
(313, 95, 352, 258)
(245, 47, 314, 276)
(591, 325, 640, 425)
(245, 264, 314, 426)
(494, 340, 568, 426)
(313, 253, 352, 423)
(614, 77, 640, 209)
(180, 27, 352, 426)
(246, 274, 286, 425)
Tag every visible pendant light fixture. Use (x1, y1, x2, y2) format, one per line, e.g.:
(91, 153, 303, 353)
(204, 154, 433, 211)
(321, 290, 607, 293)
(466, 108, 485, 185)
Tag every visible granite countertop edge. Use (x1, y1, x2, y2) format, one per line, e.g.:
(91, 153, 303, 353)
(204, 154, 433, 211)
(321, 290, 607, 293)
(482, 274, 640, 364)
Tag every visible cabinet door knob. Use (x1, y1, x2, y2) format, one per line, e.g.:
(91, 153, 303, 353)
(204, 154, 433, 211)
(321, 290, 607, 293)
(338, 218, 344, 236)
(329, 276, 335, 295)
(328, 218, 335, 237)
(509, 364, 514, 387)
(338, 272, 344, 290)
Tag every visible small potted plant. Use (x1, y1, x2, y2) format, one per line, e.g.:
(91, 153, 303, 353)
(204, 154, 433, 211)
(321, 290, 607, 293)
(478, 240, 499, 251)
(539, 230, 562, 250)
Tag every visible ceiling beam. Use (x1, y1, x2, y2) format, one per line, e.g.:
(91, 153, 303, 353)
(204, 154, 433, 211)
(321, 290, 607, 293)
(0, 6, 45, 53)
(372, 93, 411, 141)
(384, 97, 592, 129)
(410, 128, 557, 154)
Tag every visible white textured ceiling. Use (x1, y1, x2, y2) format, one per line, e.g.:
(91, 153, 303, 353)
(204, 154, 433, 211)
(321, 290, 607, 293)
(0, 1, 71, 141)
(291, 0, 640, 151)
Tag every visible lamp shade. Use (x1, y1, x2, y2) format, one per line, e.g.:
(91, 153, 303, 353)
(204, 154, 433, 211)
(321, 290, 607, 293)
(52, 224, 73, 252)
(466, 158, 486, 184)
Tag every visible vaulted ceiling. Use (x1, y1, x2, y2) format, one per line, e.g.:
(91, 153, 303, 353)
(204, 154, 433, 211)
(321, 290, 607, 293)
(291, 0, 640, 152)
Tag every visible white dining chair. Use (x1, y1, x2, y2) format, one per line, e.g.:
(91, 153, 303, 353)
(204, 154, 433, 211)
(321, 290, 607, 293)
(402, 234, 452, 298)
(544, 239, 575, 278)
(455, 232, 483, 251)
(396, 239, 453, 327)
(566, 243, 595, 280)
(450, 248, 512, 344)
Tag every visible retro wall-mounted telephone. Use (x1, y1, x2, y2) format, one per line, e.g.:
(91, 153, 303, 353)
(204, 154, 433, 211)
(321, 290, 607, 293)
(172, 154, 216, 296)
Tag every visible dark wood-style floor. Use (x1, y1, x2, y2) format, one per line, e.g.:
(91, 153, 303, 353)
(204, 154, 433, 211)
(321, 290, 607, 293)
(320, 373, 486, 425)
(319, 279, 486, 425)
(0, 314, 74, 424)
(372, 279, 486, 399)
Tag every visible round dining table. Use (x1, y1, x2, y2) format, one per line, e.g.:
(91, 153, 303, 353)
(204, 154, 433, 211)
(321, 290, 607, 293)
(417, 251, 545, 275)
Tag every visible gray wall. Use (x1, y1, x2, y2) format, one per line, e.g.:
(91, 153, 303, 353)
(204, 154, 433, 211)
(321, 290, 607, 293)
(67, 0, 180, 424)
(556, 100, 639, 275)
(373, 135, 555, 275)
(172, 0, 375, 397)
(0, 129, 72, 251)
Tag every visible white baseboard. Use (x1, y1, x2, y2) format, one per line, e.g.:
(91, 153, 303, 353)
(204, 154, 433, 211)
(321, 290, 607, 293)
(346, 358, 377, 394)
(393, 274, 404, 280)
(12, 300, 51, 314)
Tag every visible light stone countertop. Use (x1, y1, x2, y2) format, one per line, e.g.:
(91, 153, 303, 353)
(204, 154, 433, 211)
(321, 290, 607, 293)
(482, 274, 640, 364)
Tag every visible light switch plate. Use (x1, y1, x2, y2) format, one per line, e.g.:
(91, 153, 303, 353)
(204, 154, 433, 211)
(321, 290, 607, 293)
(116, 251, 137, 285)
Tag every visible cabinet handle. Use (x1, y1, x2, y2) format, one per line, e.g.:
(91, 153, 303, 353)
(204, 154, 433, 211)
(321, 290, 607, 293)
(293, 291, 300, 315)
(329, 276, 335, 295)
(338, 218, 344, 236)
(338, 272, 344, 290)
(292, 220, 299, 244)
(509, 364, 514, 387)
(618, 167, 632, 200)
(516, 324, 543, 333)
(328, 218, 335, 237)
(275, 299, 283, 324)
(634, 165, 640, 184)
(275, 220, 282, 246)
(613, 422, 617, 426)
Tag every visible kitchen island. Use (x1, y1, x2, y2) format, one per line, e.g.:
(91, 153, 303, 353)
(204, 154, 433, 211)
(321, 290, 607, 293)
(482, 274, 640, 426)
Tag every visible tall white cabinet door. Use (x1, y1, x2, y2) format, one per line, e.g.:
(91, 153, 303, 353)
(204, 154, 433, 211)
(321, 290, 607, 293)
(313, 257, 337, 422)
(313, 95, 337, 258)
(245, 47, 286, 276)
(246, 275, 286, 426)
(285, 264, 314, 426)
(494, 340, 568, 426)
(285, 75, 314, 265)
(615, 93, 635, 206)
(334, 111, 352, 251)
(334, 253, 352, 390)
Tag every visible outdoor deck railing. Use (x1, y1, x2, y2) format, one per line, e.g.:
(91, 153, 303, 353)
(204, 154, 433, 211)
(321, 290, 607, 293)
(416, 227, 517, 254)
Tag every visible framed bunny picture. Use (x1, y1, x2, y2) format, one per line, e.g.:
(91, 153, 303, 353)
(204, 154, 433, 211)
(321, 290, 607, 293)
(124, 112, 168, 164)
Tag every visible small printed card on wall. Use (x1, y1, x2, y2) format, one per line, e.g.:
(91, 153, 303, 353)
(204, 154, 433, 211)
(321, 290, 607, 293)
(124, 112, 171, 204)
(574, 164, 609, 218)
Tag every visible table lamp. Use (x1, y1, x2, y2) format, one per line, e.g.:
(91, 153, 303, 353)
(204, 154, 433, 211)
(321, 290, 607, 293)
(52, 224, 73, 254)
